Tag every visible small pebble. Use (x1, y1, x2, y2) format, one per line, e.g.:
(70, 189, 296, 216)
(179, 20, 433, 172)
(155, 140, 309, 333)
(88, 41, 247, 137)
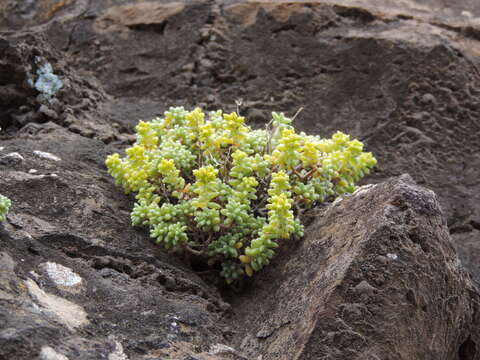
(353, 280, 377, 294)
(387, 253, 398, 260)
(421, 93, 437, 105)
(38, 105, 59, 120)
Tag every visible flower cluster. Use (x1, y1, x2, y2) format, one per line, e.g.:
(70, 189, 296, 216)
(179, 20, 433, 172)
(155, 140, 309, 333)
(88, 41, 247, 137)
(0, 195, 11, 222)
(106, 107, 377, 283)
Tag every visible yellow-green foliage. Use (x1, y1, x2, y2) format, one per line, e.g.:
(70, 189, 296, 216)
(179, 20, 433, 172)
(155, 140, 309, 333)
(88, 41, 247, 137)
(106, 107, 377, 283)
(0, 194, 11, 222)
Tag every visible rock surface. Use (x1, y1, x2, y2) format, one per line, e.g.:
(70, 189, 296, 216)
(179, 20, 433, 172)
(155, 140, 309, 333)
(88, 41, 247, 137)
(228, 175, 480, 359)
(1, 0, 480, 359)
(0, 124, 234, 360)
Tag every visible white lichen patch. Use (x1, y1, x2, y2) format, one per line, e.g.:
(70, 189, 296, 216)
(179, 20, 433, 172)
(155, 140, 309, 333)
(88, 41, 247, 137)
(40, 262, 82, 287)
(33, 150, 62, 162)
(29, 59, 63, 102)
(108, 341, 129, 360)
(39, 346, 70, 360)
(209, 343, 237, 355)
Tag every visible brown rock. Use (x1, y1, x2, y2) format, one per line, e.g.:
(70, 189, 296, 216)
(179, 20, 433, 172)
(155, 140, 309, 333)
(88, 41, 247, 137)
(229, 175, 480, 360)
(0, 33, 112, 138)
(94, 2, 185, 35)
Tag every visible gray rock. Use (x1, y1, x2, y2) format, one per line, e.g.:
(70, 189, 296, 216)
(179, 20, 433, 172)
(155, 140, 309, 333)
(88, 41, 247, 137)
(0, 152, 25, 166)
(0, 252, 15, 273)
(33, 150, 61, 162)
(39, 262, 83, 293)
(38, 105, 59, 120)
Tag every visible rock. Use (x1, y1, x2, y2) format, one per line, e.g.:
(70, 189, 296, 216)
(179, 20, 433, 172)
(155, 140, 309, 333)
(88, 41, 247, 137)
(25, 279, 89, 330)
(0, 33, 111, 138)
(352, 280, 377, 294)
(39, 262, 82, 287)
(420, 93, 437, 105)
(38, 104, 59, 120)
(38, 262, 83, 293)
(0, 126, 230, 360)
(452, 229, 480, 284)
(33, 150, 61, 162)
(95, 2, 186, 35)
(229, 175, 480, 359)
(0, 252, 16, 273)
(0, 152, 25, 165)
(39, 346, 70, 360)
(107, 341, 129, 360)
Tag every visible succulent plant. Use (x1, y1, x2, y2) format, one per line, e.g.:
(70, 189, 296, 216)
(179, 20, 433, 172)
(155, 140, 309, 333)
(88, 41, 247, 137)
(106, 107, 377, 283)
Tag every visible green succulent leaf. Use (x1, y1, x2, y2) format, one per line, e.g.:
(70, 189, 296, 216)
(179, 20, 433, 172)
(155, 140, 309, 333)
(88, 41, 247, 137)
(105, 107, 377, 283)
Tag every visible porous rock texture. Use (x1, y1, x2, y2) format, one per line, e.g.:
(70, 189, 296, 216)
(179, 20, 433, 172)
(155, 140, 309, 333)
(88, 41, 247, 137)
(1, 0, 480, 359)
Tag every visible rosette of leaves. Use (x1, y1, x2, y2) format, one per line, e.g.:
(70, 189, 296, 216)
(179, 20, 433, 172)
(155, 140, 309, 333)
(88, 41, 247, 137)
(106, 107, 377, 283)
